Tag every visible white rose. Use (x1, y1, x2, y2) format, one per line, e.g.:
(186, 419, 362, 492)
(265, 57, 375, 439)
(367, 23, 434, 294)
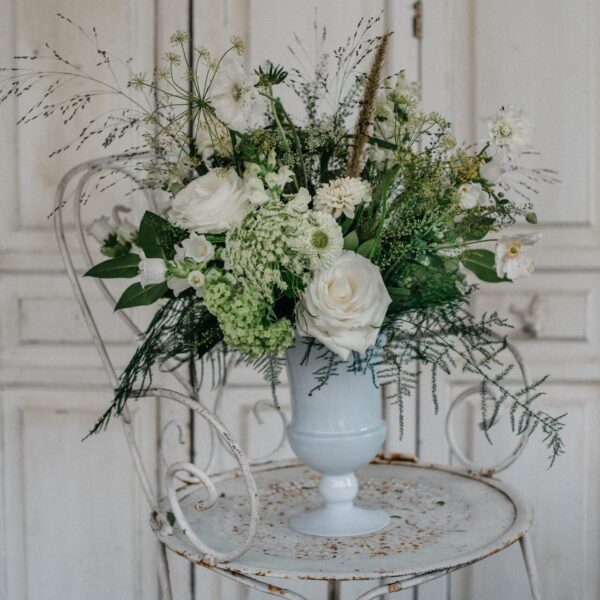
(139, 256, 167, 287)
(297, 251, 392, 360)
(169, 170, 251, 234)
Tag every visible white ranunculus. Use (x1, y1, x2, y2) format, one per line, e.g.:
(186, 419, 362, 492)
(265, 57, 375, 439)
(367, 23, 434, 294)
(169, 170, 251, 234)
(209, 55, 267, 132)
(139, 256, 167, 287)
(87, 216, 114, 243)
(297, 251, 392, 360)
(495, 232, 542, 280)
(177, 233, 215, 263)
(314, 177, 372, 219)
(457, 182, 494, 210)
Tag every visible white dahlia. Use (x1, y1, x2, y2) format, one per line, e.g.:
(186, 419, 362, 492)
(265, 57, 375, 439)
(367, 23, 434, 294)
(314, 177, 372, 219)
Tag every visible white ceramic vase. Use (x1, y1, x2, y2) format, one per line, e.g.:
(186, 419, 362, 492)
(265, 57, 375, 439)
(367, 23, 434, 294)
(285, 338, 389, 537)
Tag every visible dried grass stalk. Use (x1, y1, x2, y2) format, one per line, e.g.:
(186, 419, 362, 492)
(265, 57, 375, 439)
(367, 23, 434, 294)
(347, 32, 391, 177)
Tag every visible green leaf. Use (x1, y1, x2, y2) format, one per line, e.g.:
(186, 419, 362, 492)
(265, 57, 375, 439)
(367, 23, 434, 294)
(115, 282, 169, 311)
(525, 212, 538, 224)
(343, 230, 359, 251)
(137, 211, 188, 259)
(84, 254, 140, 279)
(461, 249, 506, 283)
(357, 239, 378, 258)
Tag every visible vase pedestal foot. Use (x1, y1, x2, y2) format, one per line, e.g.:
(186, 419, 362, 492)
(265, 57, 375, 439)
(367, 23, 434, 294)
(289, 505, 389, 537)
(288, 472, 389, 537)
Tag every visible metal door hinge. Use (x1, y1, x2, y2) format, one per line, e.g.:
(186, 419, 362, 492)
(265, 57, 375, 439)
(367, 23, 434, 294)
(413, 1, 423, 40)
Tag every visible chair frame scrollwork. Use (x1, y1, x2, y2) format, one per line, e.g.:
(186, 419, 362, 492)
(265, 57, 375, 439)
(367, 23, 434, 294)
(54, 155, 542, 600)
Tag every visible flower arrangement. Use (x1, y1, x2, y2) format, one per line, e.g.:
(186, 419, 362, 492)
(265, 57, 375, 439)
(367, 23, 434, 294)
(2, 16, 564, 461)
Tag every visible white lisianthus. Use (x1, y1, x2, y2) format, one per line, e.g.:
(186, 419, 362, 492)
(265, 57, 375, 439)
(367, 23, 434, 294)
(297, 251, 392, 360)
(289, 211, 344, 270)
(139, 255, 167, 287)
(209, 55, 267, 132)
(264, 165, 293, 190)
(314, 177, 372, 219)
(176, 233, 215, 263)
(169, 169, 251, 234)
(87, 216, 114, 243)
(187, 270, 206, 297)
(167, 277, 191, 297)
(116, 218, 137, 241)
(495, 232, 542, 280)
(457, 182, 494, 210)
(485, 105, 531, 161)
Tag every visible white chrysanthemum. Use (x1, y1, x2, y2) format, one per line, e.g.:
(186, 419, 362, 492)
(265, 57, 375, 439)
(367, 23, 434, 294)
(209, 55, 267, 132)
(314, 177, 372, 219)
(289, 211, 344, 270)
(485, 106, 531, 161)
(495, 232, 541, 280)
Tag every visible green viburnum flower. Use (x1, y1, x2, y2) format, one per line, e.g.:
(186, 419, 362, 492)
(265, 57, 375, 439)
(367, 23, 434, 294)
(204, 278, 293, 357)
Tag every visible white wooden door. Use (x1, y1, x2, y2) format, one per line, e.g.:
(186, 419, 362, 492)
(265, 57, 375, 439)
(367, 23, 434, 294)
(1, 1, 598, 600)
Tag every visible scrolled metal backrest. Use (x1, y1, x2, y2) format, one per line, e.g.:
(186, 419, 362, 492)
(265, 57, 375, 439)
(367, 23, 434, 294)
(53, 154, 262, 565)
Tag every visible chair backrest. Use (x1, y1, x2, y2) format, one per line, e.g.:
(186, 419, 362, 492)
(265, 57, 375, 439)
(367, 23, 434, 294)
(53, 154, 262, 564)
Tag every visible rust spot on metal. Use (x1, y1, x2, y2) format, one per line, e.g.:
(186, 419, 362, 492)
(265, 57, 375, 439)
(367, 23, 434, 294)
(375, 452, 418, 464)
(267, 584, 285, 595)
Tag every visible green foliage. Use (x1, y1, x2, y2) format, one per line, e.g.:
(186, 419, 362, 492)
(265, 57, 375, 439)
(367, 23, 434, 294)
(85, 253, 140, 279)
(114, 282, 169, 310)
(461, 249, 506, 283)
(137, 211, 188, 260)
(87, 296, 224, 436)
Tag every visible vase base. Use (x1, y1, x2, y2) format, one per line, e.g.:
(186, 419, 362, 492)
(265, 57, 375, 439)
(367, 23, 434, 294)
(288, 506, 390, 537)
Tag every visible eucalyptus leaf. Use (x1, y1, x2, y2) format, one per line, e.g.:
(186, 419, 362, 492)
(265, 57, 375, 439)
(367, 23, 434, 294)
(357, 238, 378, 258)
(343, 230, 360, 251)
(115, 282, 169, 311)
(84, 253, 140, 279)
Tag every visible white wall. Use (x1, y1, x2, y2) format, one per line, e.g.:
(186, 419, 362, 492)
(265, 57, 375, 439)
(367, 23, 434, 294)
(0, 1, 598, 599)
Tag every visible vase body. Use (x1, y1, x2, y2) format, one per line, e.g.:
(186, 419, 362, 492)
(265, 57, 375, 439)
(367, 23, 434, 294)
(285, 338, 389, 537)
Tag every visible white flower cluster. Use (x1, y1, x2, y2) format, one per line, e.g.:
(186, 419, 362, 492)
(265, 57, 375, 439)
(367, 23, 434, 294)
(224, 194, 311, 300)
(138, 232, 217, 298)
(243, 151, 293, 204)
(314, 177, 372, 219)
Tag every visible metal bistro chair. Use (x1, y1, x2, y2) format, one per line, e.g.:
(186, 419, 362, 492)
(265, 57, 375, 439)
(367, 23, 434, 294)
(54, 155, 542, 600)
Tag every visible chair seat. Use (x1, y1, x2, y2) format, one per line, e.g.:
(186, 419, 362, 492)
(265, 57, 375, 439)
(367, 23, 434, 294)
(151, 458, 533, 582)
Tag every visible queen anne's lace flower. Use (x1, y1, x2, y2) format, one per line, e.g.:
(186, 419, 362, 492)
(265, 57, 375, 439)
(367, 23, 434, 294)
(225, 200, 310, 300)
(314, 177, 372, 219)
(495, 232, 541, 280)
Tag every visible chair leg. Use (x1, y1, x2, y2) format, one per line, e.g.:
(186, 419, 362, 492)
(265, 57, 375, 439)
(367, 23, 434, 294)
(327, 580, 341, 600)
(519, 533, 542, 600)
(158, 541, 174, 600)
